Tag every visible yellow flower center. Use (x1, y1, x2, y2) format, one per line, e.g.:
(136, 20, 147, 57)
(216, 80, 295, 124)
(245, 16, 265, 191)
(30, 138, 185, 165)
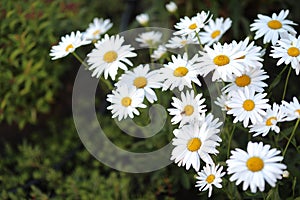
(183, 105, 194, 116)
(206, 174, 216, 184)
(65, 44, 74, 52)
(213, 55, 230, 66)
(189, 23, 197, 30)
(93, 30, 100, 36)
(266, 116, 277, 126)
(173, 66, 188, 77)
(235, 74, 251, 87)
(246, 157, 264, 172)
(287, 47, 300, 57)
(295, 109, 300, 115)
(211, 30, 221, 39)
(187, 138, 202, 152)
(267, 20, 282, 29)
(103, 51, 118, 63)
(121, 97, 132, 107)
(243, 99, 255, 111)
(180, 40, 187, 46)
(133, 76, 148, 88)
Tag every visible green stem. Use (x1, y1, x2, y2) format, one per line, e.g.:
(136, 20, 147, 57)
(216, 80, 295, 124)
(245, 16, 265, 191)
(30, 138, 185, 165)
(282, 67, 292, 100)
(267, 65, 288, 98)
(195, 32, 203, 50)
(72, 52, 89, 69)
(282, 118, 300, 157)
(227, 124, 236, 158)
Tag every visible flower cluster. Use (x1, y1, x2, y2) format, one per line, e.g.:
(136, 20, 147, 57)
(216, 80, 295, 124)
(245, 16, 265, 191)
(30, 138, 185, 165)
(50, 3, 300, 198)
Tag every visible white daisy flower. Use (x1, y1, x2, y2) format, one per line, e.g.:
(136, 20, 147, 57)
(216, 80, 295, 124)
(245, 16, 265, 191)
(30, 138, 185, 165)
(165, 34, 198, 49)
(115, 64, 162, 103)
(136, 13, 149, 26)
(226, 141, 287, 193)
(165, 1, 177, 13)
(107, 85, 146, 121)
(159, 53, 202, 91)
(226, 87, 270, 127)
(135, 31, 162, 48)
(232, 37, 265, 69)
(198, 42, 247, 81)
(281, 96, 300, 121)
(215, 92, 232, 111)
(174, 11, 212, 36)
(167, 90, 207, 127)
(222, 68, 269, 94)
(199, 17, 232, 46)
(50, 31, 90, 60)
(171, 122, 221, 171)
(195, 163, 225, 198)
(151, 45, 167, 61)
(249, 103, 287, 137)
(270, 34, 300, 75)
(83, 18, 113, 41)
(87, 34, 137, 80)
(250, 10, 297, 45)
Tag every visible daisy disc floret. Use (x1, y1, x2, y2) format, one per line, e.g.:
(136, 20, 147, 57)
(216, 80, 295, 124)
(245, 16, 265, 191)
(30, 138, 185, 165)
(107, 85, 146, 121)
(87, 34, 137, 80)
(226, 141, 287, 193)
(195, 163, 225, 197)
(115, 64, 162, 103)
(168, 90, 207, 127)
(270, 34, 300, 75)
(159, 53, 202, 91)
(50, 31, 90, 60)
(250, 10, 297, 45)
(199, 17, 232, 46)
(226, 87, 270, 127)
(171, 122, 221, 171)
(83, 18, 113, 41)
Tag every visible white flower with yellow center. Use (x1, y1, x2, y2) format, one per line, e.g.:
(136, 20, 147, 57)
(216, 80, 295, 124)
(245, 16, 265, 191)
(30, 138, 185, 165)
(270, 34, 300, 75)
(226, 87, 270, 127)
(87, 34, 137, 80)
(165, 1, 177, 13)
(159, 53, 202, 91)
(250, 10, 297, 45)
(281, 96, 300, 121)
(165, 35, 197, 49)
(215, 92, 232, 111)
(195, 163, 225, 198)
(151, 45, 167, 61)
(222, 68, 269, 94)
(83, 18, 113, 41)
(115, 64, 162, 103)
(107, 85, 146, 121)
(249, 103, 286, 137)
(168, 90, 206, 127)
(232, 37, 265, 69)
(226, 141, 287, 193)
(136, 13, 149, 26)
(50, 31, 90, 60)
(136, 31, 162, 48)
(199, 17, 232, 46)
(174, 11, 212, 36)
(198, 42, 246, 81)
(171, 122, 221, 171)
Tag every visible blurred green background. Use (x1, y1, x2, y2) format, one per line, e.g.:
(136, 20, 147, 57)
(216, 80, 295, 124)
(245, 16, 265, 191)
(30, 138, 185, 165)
(0, 0, 299, 199)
